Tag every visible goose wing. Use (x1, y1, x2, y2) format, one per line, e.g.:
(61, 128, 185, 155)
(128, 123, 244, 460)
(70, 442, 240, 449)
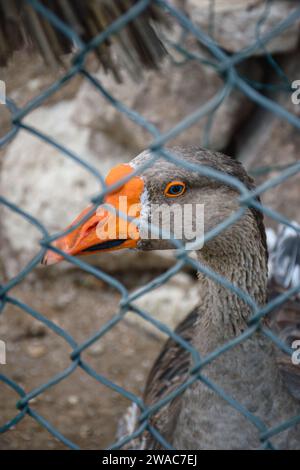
(141, 307, 198, 449)
(118, 307, 198, 449)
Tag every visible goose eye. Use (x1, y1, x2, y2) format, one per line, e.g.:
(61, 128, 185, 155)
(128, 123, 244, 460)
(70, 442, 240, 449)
(164, 181, 186, 198)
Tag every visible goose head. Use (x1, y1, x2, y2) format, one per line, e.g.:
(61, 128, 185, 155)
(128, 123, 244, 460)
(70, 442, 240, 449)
(42, 146, 266, 266)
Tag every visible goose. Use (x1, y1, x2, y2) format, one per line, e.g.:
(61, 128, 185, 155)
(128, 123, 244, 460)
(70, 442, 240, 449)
(42, 146, 300, 450)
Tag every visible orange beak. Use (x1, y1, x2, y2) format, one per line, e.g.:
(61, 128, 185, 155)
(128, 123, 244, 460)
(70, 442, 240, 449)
(42, 164, 144, 265)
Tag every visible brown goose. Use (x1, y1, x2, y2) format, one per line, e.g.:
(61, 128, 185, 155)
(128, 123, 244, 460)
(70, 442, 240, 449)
(43, 146, 300, 449)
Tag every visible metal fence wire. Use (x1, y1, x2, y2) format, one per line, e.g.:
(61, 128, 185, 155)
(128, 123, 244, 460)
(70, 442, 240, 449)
(1, 0, 300, 450)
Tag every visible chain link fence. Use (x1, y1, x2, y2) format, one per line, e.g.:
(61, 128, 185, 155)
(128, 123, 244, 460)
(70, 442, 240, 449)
(1, 0, 300, 450)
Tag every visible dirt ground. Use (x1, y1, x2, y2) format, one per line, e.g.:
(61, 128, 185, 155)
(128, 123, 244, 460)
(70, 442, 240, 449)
(0, 266, 165, 450)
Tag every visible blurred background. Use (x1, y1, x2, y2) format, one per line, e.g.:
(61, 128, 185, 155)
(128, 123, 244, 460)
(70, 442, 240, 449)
(0, 0, 300, 449)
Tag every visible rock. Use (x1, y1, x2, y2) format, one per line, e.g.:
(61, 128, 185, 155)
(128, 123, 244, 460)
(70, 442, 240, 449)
(26, 343, 47, 359)
(184, 0, 300, 55)
(126, 272, 200, 339)
(87, 342, 105, 357)
(25, 320, 47, 339)
(0, 98, 132, 278)
(67, 395, 79, 406)
(0, 51, 82, 137)
(74, 58, 260, 152)
(51, 289, 76, 311)
(79, 424, 92, 439)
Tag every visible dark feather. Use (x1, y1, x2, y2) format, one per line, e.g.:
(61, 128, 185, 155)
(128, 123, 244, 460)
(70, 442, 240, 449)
(0, 0, 167, 78)
(140, 308, 198, 449)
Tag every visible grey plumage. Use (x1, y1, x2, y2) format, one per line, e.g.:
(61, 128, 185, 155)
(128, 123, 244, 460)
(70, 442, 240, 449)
(118, 147, 300, 449)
